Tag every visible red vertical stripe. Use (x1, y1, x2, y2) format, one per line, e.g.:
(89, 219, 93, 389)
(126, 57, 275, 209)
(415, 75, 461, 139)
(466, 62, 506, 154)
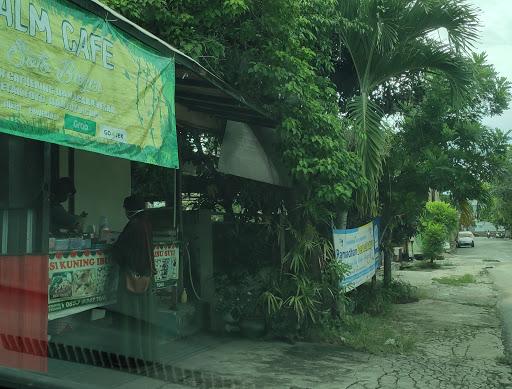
(0, 255, 48, 372)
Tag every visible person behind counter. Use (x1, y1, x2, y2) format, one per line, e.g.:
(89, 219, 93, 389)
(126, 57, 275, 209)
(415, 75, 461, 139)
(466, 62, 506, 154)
(111, 195, 157, 363)
(50, 177, 87, 234)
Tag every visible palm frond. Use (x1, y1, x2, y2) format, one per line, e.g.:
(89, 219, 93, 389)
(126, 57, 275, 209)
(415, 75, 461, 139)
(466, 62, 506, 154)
(338, 0, 478, 214)
(347, 96, 386, 185)
(372, 41, 472, 96)
(458, 199, 474, 228)
(401, 0, 480, 51)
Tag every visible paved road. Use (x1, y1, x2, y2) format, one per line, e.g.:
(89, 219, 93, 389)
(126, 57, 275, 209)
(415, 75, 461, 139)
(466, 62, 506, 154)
(456, 236, 512, 262)
(449, 236, 512, 360)
(449, 237, 512, 355)
(474, 237, 512, 360)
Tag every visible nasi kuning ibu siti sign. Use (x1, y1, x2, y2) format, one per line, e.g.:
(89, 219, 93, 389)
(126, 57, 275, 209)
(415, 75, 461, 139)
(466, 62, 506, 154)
(0, 0, 178, 168)
(48, 244, 179, 320)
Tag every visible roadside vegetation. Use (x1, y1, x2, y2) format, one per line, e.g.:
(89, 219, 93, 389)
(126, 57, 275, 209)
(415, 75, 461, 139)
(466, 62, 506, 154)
(433, 274, 477, 286)
(350, 280, 419, 314)
(107, 0, 512, 342)
(496, 355, 512, 367)
(339, 314, 417, 354)
(312, 313, 418, 354)
(419, 202, 459, 265)
(402, 260, 455, 271)
(308, 280, 419, 354)
(346, 281, 419, 353)
(481, 151, 512, 232)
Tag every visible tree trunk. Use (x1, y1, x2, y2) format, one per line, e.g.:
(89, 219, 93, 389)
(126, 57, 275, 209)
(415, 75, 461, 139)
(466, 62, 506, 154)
(384, 247, 392, 287)
(279, 213, 286, 264)
(336, 210, 348, 230)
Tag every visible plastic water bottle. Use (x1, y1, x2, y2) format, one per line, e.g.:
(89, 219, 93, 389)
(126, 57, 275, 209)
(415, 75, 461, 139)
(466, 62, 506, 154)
(99, 216, 110, 242)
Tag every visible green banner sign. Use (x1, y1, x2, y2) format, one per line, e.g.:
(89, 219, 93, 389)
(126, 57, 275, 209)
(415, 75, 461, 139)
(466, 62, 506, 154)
(0, 0, 178, 168)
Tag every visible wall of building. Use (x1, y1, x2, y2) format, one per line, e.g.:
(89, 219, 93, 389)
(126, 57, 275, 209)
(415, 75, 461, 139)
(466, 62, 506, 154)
(73, 150, 131, 233)
(58, 147, 69, 178)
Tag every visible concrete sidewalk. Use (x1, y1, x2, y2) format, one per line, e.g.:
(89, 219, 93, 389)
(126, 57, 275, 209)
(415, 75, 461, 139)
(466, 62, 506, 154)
(47, 359, 186, 388)
(43, 327, 511, 389)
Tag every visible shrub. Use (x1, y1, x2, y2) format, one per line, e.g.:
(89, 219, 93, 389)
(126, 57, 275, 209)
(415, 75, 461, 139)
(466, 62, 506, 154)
(349, 280, 418, 316)
(420, 221, 447, 262)
(423, 201, 459, 235)
(419, 201, 458, 262)
(386, 279, 419, 304)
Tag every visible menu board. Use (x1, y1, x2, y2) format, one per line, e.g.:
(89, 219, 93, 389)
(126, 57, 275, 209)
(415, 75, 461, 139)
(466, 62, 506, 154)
(154, 244, 179, 289)
(48, 249, 117, 320)
(48, 244, 179, 320)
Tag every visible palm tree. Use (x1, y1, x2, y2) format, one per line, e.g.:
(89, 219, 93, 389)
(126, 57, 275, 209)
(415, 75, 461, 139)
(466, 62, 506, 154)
(338, 0, 479, 215)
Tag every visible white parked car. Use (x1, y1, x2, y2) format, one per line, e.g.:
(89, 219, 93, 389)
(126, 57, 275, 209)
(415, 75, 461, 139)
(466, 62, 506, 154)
(456, 231, 475, 248)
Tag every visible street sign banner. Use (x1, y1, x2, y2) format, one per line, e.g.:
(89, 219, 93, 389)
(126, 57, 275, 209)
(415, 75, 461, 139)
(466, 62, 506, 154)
(333, 219, 381, 291)
(0, 0, 178, 168)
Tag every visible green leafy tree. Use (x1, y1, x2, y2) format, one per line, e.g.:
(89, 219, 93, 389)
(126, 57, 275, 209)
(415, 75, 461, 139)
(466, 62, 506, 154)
(378, 54, 510, 263)
(423, 202, 459, 236)
(106, 0, 362, 217)
(104, 0, 509, 331)
(104, 0, 363, 332)
(458, 199, 475, 230)
(400, 56, 510, 206)
(481, 150, 512, 230)
(336, 0, 479, 214)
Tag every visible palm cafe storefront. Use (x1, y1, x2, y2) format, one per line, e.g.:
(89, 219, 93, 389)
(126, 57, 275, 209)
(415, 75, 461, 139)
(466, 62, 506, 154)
(0, 0, 182, 372)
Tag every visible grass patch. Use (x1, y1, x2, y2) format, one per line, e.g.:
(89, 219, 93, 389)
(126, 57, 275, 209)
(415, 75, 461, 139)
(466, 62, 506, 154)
(341, 314, 417, 354)
(402, 261, 441, 271)
(310, 313, 417, 354)
(402, 260, 456, 272)
(349, 280, 419, 315)
(496, 355, 512, 366)
(432, 274, 476, 286)
(307, 280, 420, 354)
(415, 287, 432, 300)
(417, 261, 441, 269)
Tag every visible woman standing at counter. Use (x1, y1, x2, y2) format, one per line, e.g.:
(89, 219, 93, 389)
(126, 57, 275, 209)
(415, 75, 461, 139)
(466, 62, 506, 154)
(111, 195, 157, 362)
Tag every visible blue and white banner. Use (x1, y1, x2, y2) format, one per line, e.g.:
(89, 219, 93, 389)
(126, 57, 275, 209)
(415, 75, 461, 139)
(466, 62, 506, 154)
(333, 219, 381, 291)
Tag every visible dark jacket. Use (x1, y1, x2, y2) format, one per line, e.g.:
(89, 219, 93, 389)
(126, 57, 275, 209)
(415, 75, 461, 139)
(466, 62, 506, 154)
(50, 201, 79, 233)
(112, 212, 154, 277)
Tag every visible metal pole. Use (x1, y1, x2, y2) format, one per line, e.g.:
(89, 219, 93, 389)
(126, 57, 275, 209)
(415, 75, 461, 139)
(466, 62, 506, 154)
(173, 169, 177, 230)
